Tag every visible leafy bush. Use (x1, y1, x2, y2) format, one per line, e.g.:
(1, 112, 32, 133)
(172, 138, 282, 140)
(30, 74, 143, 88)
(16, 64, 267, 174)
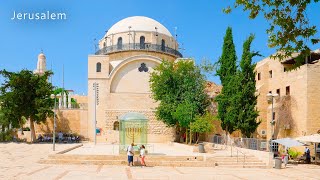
(0, 130, 13, 142)
(288, 148, 302, 159)
(190, 112, 217, 143)
(22, 127, 30, 131)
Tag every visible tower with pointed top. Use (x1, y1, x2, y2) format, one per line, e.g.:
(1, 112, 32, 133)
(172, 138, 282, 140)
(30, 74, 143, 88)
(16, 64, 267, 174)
(34, 52, 47, 75)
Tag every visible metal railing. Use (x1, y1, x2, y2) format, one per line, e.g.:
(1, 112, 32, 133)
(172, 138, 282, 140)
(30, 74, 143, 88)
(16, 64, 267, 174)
(212, 135, 268, 151)
(230, 138, 247, 167)
(95, 43, 183, 58)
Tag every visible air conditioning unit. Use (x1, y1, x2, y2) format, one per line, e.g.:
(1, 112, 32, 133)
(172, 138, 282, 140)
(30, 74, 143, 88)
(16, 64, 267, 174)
(260, 130, 267, 137)
(260, 142, 267, 149)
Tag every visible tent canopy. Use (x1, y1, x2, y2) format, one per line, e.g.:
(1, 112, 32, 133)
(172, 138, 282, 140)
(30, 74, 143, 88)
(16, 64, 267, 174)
(272, 138, 305, 148)
(296, 134, 320, 143)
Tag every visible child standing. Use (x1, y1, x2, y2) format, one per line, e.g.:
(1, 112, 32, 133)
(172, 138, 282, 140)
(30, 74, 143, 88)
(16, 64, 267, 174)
(140, 145, 146, 167)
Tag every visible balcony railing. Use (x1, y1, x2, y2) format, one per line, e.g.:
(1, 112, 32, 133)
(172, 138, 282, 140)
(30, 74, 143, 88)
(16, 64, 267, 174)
(95, 43, 183, 58)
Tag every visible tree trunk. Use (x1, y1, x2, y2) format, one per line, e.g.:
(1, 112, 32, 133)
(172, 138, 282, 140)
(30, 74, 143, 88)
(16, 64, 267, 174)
(1, 125, 5, 141)
(196, 134, 199, 144)
(29, 118, 36, 143)
(189, 128, 192, 144)
(225, 131, 228, 146)
(185, 128, 188, 144)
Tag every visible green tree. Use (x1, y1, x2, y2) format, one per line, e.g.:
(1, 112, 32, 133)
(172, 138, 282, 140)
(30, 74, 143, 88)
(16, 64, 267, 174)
(237, 35, 261, 137)
(190, 112, 216, 144)
(224, 0, 319, 69)
(215, 27, 238, 135)
(0, 69, 54, 142)
(150, 60, 210, 144)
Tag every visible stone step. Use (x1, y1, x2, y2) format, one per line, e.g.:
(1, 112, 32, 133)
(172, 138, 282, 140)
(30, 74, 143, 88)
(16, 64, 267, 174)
(207, 157, 259, 161)
(48, 154, 203, 161)
(211, 159, 263, 162)
(215, 164, 268, 169)
(214, 162, 266, 165)
(39, 159, 215, 167)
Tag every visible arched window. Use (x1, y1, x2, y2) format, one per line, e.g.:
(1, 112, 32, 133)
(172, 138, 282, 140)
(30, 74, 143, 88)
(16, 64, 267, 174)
(161, 39, 165, 52)
(117, 37, 122, 50)
(96, 62, 101, 72)
(103, 42, 106, 47)
(113, 121, 119, 131)
(140, 36, 145, 49)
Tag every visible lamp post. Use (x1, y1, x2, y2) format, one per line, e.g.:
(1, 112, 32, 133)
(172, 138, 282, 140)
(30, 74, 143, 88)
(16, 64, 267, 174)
(51, 94, 57, 151)
(267, 92, 278, 152)
(128, 26, 132, 50)
(93, 82, 98, 145)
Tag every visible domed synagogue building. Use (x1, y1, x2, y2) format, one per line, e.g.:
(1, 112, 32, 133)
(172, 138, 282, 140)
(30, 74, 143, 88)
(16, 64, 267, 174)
(87, 16, 183, 143)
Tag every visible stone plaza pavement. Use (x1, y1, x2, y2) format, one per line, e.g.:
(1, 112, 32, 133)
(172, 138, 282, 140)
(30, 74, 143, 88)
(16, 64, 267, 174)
(1, 142, 320, 180)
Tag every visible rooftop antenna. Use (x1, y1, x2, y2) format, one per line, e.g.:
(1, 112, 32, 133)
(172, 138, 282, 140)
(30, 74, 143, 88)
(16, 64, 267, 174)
(62, 64, 64, 108)
(174, 27, 178, 51)
(50, 59, 53, 85)
(155, 27, 158, 36)
(128, 26, 132, 49)
(174, 27, 178, 40)
(179, 42, 185, 55)
(93, 38, 97, 53)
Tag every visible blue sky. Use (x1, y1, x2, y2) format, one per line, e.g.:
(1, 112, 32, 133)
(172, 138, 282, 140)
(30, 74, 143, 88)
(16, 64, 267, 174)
(0, 0, 319, 95)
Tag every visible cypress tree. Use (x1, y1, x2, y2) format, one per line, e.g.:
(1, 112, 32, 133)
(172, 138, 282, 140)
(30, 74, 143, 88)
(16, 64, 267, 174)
(237, 34, 261, 137)
(215, 27, 237, 134)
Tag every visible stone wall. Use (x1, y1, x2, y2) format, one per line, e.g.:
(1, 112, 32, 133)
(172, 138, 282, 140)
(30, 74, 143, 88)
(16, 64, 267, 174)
(255, 56, 320, 140)
(103, 110, 175, 143)
(35, 109, 88, 137)
(307, 63, 320, 134)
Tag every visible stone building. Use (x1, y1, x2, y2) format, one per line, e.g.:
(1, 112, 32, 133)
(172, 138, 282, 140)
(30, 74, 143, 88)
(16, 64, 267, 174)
(87, 16, 183, 143)
(255, 50, 320, 141)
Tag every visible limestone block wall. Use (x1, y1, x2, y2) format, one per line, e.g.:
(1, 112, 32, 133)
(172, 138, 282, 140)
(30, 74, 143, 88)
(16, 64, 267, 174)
(255, 57, 310, 140)
(307, 62, 320, 134)
(256, 59, 270, 139)
(104, 110, 175, 143)
(72, 95, 88, 110)
(35, 109, 88, 137)
(269, 59, 308, 138)
(88, 55, 110, 79)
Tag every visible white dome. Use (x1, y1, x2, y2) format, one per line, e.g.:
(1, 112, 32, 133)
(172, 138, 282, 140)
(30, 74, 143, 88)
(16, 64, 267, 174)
(106, 16, 172, 37)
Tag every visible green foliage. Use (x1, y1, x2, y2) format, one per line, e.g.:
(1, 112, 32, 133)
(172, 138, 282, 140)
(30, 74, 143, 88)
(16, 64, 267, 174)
(215, 27, 237, 85)
(71, 98, 80, 108)
(215, 28, 261, 137)
(224, 0, 319, 69)
(288, 148, 302, 159)
(150, 60, 210, 129)
(190, 112, 216, 134)
(173, 101, 195, 128)
(22, 127, 30, 131)
(0, 69, 54, 142)
(215, 27, 238, 134)
(236, 34, 261, 137)
(0, 130, 13, 142)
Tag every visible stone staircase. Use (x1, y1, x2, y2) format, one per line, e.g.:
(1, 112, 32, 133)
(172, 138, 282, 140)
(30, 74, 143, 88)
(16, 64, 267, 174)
(39, 153, 267, 168)
(39, 154, 214, 167)
(207, 155, 268, 168)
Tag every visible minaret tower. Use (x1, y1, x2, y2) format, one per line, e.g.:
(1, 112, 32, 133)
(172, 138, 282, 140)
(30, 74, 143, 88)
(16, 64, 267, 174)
(34, 51, 46, 75)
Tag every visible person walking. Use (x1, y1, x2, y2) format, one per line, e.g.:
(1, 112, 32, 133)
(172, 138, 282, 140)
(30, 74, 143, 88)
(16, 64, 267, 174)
(140, 145, 146, 167)
(305, 147, 311, 164)
(127, 143, 134, 166)
(283, 148, 289, 168)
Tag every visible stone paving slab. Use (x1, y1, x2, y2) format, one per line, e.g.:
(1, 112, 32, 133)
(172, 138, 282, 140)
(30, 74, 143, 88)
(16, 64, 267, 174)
(1, 143, 320, 180)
